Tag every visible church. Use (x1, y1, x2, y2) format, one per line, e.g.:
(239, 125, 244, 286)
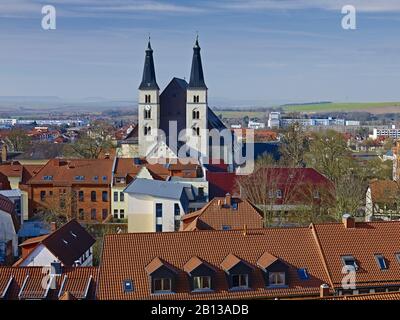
(120, 38, 231, 164)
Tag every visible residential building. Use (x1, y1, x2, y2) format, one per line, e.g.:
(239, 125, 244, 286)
(124, 178, 200, 233)
(0, 265, 97, 300)
(96, 217, 400, 300)
(180, 194, 263, 231)
(111, 157, 205, 219)
(238, 167, 334, 220)
(365, 180, 400, 221)
(267, 112, 281, 129)
(14, 219, 95, 267)
(0, 189, 23, 225)
(25, 158, 114, 222)
(247, 120, 265, 130)
(0, 194, 20, 264)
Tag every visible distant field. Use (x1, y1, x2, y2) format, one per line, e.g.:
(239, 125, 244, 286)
(283, 102, 400, 113)
(217, 111, 266, 119)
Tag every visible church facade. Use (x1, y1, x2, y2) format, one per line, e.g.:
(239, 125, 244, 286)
(134, 38, 229, 163)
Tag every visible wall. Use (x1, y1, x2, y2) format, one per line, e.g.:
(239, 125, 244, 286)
(0, 210, 18, 257)
(19, 244, 56, 266)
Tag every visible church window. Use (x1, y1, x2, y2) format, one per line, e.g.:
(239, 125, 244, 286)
(144, 126, 152, 136)
(193, 127, 200, 136)
(144, 109, 151, 119)
(192, 110, 200, 120)
(145, 95, 151, 103)
(193, 95, 200, 103)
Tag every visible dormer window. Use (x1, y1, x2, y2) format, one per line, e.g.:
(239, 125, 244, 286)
(269, 272, 285, 286)
(184, 256, 215, 292)
(375, 255, 388, 270)
(221, 254, 253, 291)
(232, 274, 249, 289)
(153, 278, 172, 293)
(145, 257, 177, 295)
(341, 255, 359, 271)
(257, 252, 289, 288)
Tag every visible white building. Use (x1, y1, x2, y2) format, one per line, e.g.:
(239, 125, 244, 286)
(248, 120, 266, 130)
(125, 178, 204, 233)
(370, 127, 400, 140)
(267, 112, 281, 129)
(16, 220, 95, 267)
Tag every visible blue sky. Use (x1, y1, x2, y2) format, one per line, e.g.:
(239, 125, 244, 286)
(1, 0, 400, 106)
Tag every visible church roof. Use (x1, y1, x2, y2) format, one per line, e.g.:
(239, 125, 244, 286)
(188, 38, 207, 90)
(139, 40, 159, 90)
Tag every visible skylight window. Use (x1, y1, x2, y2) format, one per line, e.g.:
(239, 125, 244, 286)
(232, 202, 238, 210)
(43, 175, 53, 181)
(123, 280, 134, 293)
(375, 255, 388, 270)
(70, 231, 77, 238)
(74, 176, 85, 181)
(62, 239, 69, 245)
(222, 225, 231, 231)
(341, 255, 359, 271)
(297, 268, 309, 280)
(396, 253, 400, 264)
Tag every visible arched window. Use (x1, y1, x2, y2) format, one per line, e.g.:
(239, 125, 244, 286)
(192, 109, 200, 120)
(192, 127, 200, 136)
(145, 95, 151, 103)
(144, 109, 151, 119)
(193, 95, 200, 103)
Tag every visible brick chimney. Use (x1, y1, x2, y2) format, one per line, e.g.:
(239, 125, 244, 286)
(320, 284, 330, 298)
(50, 222, 57, 233)
(224, 193, 232, 207)
(342, 214, 355, 229)
(1, 144, 7, 163)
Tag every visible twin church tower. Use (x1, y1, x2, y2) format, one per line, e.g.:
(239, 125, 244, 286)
(137, 37, 225, 159)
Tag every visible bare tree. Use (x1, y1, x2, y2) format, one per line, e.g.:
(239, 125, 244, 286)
(279, 122, 309, 167)
(37, 190, 77, 225)
(5, 128, 32, 152)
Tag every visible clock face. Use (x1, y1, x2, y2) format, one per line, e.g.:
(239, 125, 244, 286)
(144, 105, 151, 111)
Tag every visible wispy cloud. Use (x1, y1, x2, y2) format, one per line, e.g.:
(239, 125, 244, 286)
(212, 0, 400, 13)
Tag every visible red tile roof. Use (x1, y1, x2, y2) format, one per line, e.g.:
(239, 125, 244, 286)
(180, 196, 263, 231)
(97, 227, 330, 300)
(0, 266, 97, 300)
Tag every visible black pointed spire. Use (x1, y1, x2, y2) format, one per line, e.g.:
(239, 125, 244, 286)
(139, 38, 159, 90)
(188, 36, 207, 89)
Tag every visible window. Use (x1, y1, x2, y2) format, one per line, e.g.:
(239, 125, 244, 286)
(43, 175, 53, 181)
(102, 209, 108, 220)
(297, 268, 309, 280)
(120, 209, 125, 219)
(193, 276, 211, 291)
(174, 203, 180, 216)
(192, 127, 200, 136)
(74, 175, 85, 181)
(40, 191, 46, 201)
(198, 187, 204, 198)
(375, 255, 388, 270)
(91, 191, 96, 202)
(114, 191, 118, 202)
(102, 191, 108, 202)
(79, 209, 84, 220)
(269, 272, 286, 286)
(102, 176, 107, 182)
(341, 255, 359, 270)
(268, 190, 274, 198)
(232, 274, 248, 289)
(153, 278, 172, 293)
(93, 176, 99, 182)
(123, 280, 134, 293)
(232, 202, 238, 210)
(144, 126, 151, 136)
(313, 190, 320, 199)
(222, 225, 231, 231)
(144, 109, 151, 119)
(276, 190, 283, 199)
(192, 110, 200, 119)
(396, 253, 400, 263)
(156, 224, 162, 232)
(156, 203, 163, 218)
(120, 192, 124, 202)
(145, 94, 151, 103)
(91, 209, 96, 220)
(174, 220, 180, 231)
(113, 209, 118, 219)
(78, 191, 84, 202)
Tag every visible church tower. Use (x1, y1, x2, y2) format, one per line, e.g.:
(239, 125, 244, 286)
(138, 39, 160, 157)
(186, 37, 208, 159)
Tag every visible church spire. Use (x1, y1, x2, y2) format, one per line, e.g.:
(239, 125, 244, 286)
(188, 36, 207, 89)
(139, 38, 159, 90)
